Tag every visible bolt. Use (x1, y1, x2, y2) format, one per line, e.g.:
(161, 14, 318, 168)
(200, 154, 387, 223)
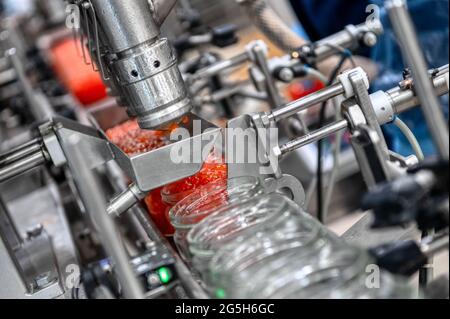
(363, 33, 377, 47)
(279, 68, 294, 82)
(147, 273, 161, 287)
(363, 32, 378, 47)
(82, 1, 91, 9)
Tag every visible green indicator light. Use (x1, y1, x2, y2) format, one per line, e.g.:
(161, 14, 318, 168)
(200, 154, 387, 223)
(215, 289, 226, 299)
(158, 267, 172, 284)
(157, 267, 172, 284)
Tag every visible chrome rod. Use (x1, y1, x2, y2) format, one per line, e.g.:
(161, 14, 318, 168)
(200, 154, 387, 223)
(269, 82, 344, 122)
(189, 52, 249, 82)
(0, 139, 42, 167)
(279, 120, 348, 155)
(390, 70, 449, 115)
(0, 151, 46, 183)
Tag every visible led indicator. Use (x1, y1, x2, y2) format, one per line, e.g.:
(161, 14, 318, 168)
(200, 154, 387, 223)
(215, 288, 226, 299)
(157, 267, 172, 284)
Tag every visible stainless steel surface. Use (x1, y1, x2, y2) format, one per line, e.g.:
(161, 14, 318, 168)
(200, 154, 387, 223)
(104, 162, 209, 299)
(0, 139, 42, 167)
(106, 115, 222, 192)
(0, 150, 47, 183)
(279, 120, 348, 155)
(389, 67, 449, 115)
(90, 0, 159, 53)
(313, 21, 384, 62)
(188, 52, 249, 83)
(62, 133, 144, 299)
(0, 234, 31, 299)
(350, 125, 391, 188)
(387, 0, 449, 159)
(251, 43, 284, 107)
(269, 82, 344, 122)
(349, 70, 390, 160)
(107, 183, 147, 218)
(1, 180, 79, 299)
(85, 0, 192, 130)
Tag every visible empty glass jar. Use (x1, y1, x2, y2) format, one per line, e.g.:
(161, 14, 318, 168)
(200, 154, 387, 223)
(169, 176, 265, 261)
(207, 210, 340, 298)
(186, 192, 416, 299)
(236, 245, 416, 299)
(187, 193, 303, 277)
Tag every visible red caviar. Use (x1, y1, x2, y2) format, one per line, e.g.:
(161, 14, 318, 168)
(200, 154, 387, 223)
(106, 119, 227, 236)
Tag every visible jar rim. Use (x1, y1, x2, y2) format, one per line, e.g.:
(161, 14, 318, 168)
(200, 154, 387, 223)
(169, 176, 263, 228)
(187, 193, 294, 257)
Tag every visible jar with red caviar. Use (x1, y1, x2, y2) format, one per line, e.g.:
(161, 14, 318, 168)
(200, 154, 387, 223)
(106, 119, 171, 234)
(155, 153, 228, 236)
(106, 119, 229, 237)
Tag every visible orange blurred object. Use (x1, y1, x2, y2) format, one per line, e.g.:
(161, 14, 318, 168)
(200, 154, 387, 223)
(50, 38, 107, 106)
(287, 79, 325, 101)
(106, 119, 228, 236)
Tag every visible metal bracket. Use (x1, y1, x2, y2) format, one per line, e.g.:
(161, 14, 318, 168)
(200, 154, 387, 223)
(349, 69, 390, 160)
(349, 124, 391, 189)
(226, 113, 305, 207)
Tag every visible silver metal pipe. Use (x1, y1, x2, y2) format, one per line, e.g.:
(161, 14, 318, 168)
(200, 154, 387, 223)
(279, 120, 348, 155)
(313, 21, 384, 62)
(269, 82, 344, 122)
(387, 0, 449, 159)
(107, 183, 147, 218)
(87, 0, 191, 130)
(64, 135, 144, 299)
(390, 71, 449, 115)
(189, 52, 249, 82)
(0, 151, 46, 183)
(0, 139, 42, 167)
(90, 0, 159, 54)
(252, 44, 284, 106)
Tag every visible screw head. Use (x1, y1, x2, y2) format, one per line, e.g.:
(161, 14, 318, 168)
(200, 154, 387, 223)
(279, 68, 294, 82)
(363, 32, 378, 47)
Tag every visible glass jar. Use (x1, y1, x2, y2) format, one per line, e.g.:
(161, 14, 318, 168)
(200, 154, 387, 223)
(207, 211, 338, 298)
(169, 176, 265, 262)
(106, 119, 173, 234)
(106, 119, 229, 237)
(160, 153, 228, 234)
(187, 193, 298, 277)
(313, 271, 417, 299)
(242, 245, 371, 299)
(224, 243, 416, 299)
